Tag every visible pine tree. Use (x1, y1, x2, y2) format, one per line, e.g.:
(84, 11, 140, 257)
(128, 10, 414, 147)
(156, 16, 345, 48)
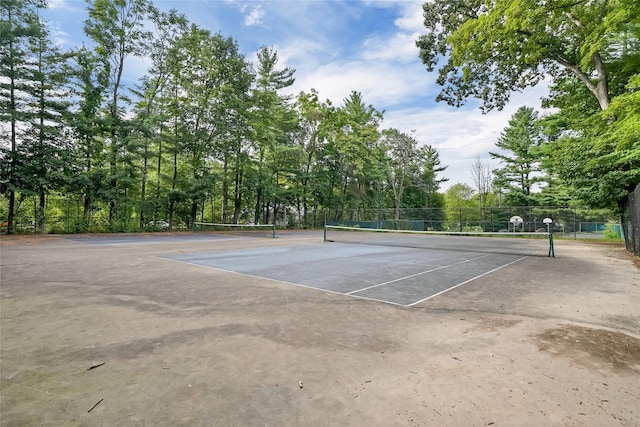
(19, 4, 73, 231)
(1, 0, 46, 233)
(490, 107, 543, 206)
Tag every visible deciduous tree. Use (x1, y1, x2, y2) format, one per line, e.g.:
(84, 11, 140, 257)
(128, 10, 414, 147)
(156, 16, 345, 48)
(84, 0, 153, 226)
(417, 0, 639, 251)
(416, 0, 638, 112)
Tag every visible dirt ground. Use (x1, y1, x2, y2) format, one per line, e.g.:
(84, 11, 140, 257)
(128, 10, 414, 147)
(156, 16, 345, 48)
(1, 233, 639, 426)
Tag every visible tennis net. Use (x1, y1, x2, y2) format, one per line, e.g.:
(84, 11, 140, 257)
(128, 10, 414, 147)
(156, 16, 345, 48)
(193, 222, 277, 238)
(324, 225, 554, 257)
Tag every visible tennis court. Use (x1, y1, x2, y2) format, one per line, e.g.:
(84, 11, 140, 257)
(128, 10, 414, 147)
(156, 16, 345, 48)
(2, 229, 639, 426)
(66, 226, 555, 307)
(160, 227, 550, 306)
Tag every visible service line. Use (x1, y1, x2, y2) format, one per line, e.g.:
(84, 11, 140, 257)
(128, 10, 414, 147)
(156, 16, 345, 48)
(407, 256, 527, 306)
(346, 254, 491, 296)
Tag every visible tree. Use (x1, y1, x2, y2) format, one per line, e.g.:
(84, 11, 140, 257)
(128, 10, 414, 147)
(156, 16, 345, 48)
(318, 91, 384, 217)
(444, 183, 477, 231)
(381, 128, 419, 220)
(132, 7, 187, 227)
(292, 89, 331, 227)
(417, 145, 448, 200)
(416, 0, 639, 112)
(19, 4, 72, 231)
(470, 153, 492, 208)
(249, 46, 297, 224)
(84, 0, 153, 227)
(178, 28, 246, 227)
(0, 0, 41, 233)
(537, 60, 639, 253)
(490, 106, 543, 206)
(382, 129, 448, 220)
(416, 0, 640, 251)
(149, 24, 254, 227)
(209, 39, 253, 225)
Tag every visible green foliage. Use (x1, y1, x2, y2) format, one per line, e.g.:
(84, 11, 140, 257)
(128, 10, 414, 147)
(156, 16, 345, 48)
(603, 223, 624, 241)
(316, 91, 386, 214)
(416, 0, 640, 112)
(382, 129, 447, 216)
(291, 89, 332, 225)
(1, 1, 452, 233)
(418, 0, 639, 248)
(0, 0, 78, 232)
(444, 183, 479, 228)
(490, 106, 544, 206)
(249, 46, 297, 224)
(541, 75, 640, 209)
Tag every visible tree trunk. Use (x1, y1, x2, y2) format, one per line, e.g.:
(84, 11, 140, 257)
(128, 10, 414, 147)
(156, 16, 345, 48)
(169, 150, 178, 229)
(38, 191, 46, 232)
(233, 168, 242, 224)
(7, 191, 15, 235)
(109, 146, 117, 225)
(254, 186, 262, 224)
(83, 194, 91, 221)
(7, 38, 17, 235)
(190, 201, 198, 229)
(83, 152, 92, 222)
(222, 155, 229, 223)
(140, 144, 148, 228)
(155, 133, 163, 220)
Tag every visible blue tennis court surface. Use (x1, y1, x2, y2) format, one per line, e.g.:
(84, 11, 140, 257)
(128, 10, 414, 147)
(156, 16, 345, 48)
(161, 242, 525, 306)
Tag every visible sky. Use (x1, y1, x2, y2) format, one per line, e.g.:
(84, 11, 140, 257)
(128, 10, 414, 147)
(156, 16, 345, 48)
(43, 0, 550, 191)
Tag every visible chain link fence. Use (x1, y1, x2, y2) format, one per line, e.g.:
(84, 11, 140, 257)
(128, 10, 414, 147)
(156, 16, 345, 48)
(308, 206, 623, 240)
(0, 193, 625, 242)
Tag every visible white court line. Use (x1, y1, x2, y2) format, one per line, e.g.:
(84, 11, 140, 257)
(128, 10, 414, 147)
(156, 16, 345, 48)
(407, 256, 527, 307)
(346, 254, 490, 295)
(157, 252, 526, 308)
(154, 255, 409, 308)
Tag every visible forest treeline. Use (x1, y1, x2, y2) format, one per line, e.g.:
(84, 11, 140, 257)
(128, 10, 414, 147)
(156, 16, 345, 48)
(2, 0, 451, 232)
(1, 0, 638, 253)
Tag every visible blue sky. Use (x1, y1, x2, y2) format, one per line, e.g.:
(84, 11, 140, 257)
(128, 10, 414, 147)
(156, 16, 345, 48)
(44, 0, 549, 191)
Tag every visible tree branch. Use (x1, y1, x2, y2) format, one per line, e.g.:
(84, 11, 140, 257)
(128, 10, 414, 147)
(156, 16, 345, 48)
(591, 51, 610, 110)
(549, 53, 601, 102)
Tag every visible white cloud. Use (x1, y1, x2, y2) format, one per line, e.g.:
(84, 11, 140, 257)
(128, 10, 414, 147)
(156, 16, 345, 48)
(282, 2, 437, 108)
(244, 5, 266, 27)
(41, 1, 85, 49)
(384, 108, 504, 189)
(289, 59, 433, 109)
(394, 1, 425, 33)
(361, 31, 421, 63)
(361, 1, 424, 63)
(275, 38, 326, 71)
(382, 83, 551, 189)
(47, 0, 78, 11)
(46, 23, 71, 48)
